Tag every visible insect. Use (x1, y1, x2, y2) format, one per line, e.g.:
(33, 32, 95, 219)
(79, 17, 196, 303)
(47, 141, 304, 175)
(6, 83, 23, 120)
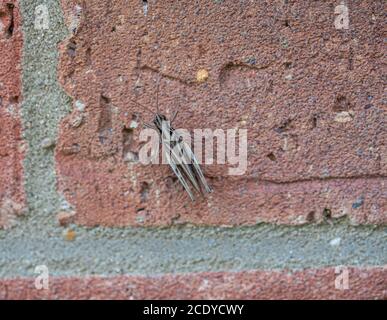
(131, 78, 212, 201)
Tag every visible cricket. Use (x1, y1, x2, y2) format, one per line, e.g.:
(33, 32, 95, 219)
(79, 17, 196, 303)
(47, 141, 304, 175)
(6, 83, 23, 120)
(131, 76, 213, 201)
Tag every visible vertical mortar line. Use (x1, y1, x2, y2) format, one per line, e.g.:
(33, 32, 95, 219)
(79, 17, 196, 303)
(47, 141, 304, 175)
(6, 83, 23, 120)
(18, 0, 72, 234)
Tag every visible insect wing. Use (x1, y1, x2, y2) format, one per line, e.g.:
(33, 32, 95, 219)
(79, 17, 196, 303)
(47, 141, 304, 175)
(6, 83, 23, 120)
(169, 130, 202, 193)
(163, 142, 196, 201)
(180, 141, 212, 194)
(160, 120, 196, 201)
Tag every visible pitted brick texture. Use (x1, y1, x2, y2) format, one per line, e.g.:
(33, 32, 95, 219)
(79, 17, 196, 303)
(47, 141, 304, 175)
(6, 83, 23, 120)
(0, 0, 25, 229)
(56, 0, 386, 226)
(1, 267, 386, 299)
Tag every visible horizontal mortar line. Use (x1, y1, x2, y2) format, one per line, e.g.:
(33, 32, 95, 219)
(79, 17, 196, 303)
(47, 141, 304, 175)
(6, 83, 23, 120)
(0, 223, 385, 277)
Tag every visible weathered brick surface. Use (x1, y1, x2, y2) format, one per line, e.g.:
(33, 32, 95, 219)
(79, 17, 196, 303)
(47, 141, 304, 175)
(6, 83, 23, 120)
(0, 0, 25, 229)
(1, 267, 386, 299)
(55, 0, 386, 226)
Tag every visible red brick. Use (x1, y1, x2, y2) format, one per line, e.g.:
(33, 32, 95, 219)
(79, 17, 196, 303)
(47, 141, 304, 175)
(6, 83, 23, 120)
(1, 267, 386, 299)
(56, 0, 386, 226)
(0, 0, 25, 229)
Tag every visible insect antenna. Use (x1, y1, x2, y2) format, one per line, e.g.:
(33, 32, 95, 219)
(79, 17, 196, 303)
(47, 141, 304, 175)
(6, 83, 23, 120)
(171, 110, 178, 124)
(129, 99, 157, 130)
(155, 73, 162, 113)
(130, 99, 155, 115)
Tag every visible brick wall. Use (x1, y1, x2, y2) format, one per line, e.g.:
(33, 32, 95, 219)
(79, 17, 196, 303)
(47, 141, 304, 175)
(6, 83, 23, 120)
(0, 0, 385, 299)
(0, 0, 25, 229)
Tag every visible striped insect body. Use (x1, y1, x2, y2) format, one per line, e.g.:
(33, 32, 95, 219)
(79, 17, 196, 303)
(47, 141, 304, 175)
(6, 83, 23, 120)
(132, 79, 212, 201)
(151, 114, 212, 201)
